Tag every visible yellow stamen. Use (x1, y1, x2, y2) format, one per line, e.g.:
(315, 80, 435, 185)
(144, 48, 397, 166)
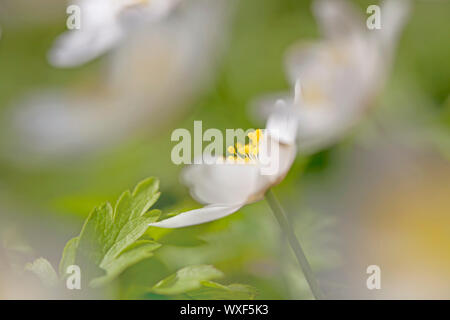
(236, 143, 245, 155)
(255, 129, 262, 140)
(249, 144, 259, 156)
(225, 129, 263, 164)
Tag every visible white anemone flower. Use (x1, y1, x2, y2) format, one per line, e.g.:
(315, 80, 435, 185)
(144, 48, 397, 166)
(255, 0, 410, 154)
(149, 91, 326, 299)
(5, 0, 228, 159)
(150, 124, 297, 228)
(148, 102, 325, 299)
(49, 0, 181, 67)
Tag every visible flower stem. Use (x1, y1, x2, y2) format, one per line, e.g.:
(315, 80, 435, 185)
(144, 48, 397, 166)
(265, 189, 325, 300)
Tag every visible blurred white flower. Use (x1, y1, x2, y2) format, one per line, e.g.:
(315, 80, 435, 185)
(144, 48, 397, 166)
(149, 126, 297, 228)
(255, 0, 410, 154)
(5, 0, 229, 160)
(49, 0, 181, 67)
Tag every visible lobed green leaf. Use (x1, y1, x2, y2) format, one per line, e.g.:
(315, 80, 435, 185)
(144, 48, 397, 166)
(151, 265, 224, 295)
(25, 258, 59, 287)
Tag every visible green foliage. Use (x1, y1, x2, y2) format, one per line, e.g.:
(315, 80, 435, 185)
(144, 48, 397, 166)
(62, 177, 162, 287)
(185, 281, 257, 300)
(24, 178, 255, 298)
(59, 237, 78, 277)
(25, 258, 59, 287)
(150, 265, 256, 300)
(90, 240, 161, 288)
(151, 265, 224, 295)
(27, 178, 163, 288)
(154, 227, 207, 247)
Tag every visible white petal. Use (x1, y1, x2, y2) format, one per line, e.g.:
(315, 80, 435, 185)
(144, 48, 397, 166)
(296, 116, 354, 154)
(181, 160, 261, 205)
(7, 0, 230, 161)
(285, 42, 330, 86)
(257, 136, 297, 187)
(120, 0, 181, 24)
(284, 39, 372, 152)
(278, 141, 297, 178)
(266, 104, 299, 145)
(312, 0, 365, 40)
(377, 0, 410, 52)
(107, 0, 229, 100)
(7, 91, 116, 156)
(48, 26, 123, 68)
(149, 204, 244, 228)
(249, 91, 292, 125)
(48, 0, 124, 67)
(293, 79, 303, 106)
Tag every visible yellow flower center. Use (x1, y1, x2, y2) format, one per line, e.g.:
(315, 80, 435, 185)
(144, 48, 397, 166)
(226, 129, 262, 163)
(303, 83, 328, 106)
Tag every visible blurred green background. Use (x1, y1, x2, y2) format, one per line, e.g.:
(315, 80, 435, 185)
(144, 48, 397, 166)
(0, 0, 449, 299)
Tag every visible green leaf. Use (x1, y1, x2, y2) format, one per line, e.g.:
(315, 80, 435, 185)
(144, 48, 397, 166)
(155, 228, 206, 247)
(59, 237, 78, 277)
(151, 265, 224, 295)
(186, 281, 257, 300)
(25, 258, 59, 287)
(150, 265, 258, 299)
(60, 177, 163, 287)
(90, 240, 161, 288)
